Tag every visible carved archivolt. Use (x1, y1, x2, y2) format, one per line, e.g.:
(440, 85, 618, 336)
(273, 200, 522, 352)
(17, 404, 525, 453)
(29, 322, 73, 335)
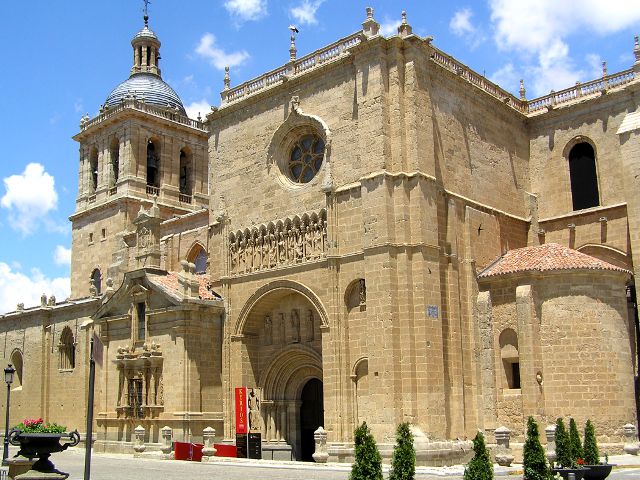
(228, 209, 327, 275)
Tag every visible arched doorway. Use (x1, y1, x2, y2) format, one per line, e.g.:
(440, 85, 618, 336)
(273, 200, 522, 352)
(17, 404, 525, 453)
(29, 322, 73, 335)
(232, 281, 328, 460)
(300, 378, 324, 461)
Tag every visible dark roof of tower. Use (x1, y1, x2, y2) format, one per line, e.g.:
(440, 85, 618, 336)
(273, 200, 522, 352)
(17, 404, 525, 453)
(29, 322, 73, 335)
(104, 73, 186, 115)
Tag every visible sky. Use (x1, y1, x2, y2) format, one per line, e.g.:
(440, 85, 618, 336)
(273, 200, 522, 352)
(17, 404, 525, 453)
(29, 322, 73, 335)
(0, 0, 638, 314)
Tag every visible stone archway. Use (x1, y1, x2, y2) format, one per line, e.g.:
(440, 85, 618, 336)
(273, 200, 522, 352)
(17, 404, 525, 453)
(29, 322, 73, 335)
(233, 282, 327, 460)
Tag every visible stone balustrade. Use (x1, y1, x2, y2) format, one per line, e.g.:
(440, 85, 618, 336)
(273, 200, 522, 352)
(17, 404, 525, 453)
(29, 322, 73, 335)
(80, 99, 207, 132)
(221, 32, 362, 106)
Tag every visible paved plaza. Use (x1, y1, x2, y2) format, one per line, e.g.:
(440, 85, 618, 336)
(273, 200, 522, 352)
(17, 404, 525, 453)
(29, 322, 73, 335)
(7, 448, 639, 480)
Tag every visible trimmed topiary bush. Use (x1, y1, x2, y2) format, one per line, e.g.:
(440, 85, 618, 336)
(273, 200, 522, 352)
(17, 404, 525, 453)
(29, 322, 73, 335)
(523, 417, 550, 480)
(555, 418, 571, 468)
(583, 419, 600, 465)
(569, 418, 584, 462)
(463, 431, 493, 480)
(350, 422, 383, 480)
(389, 422, 416, 480)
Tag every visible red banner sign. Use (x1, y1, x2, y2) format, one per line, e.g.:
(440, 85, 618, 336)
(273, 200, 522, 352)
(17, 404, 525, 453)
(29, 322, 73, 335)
(235, 387, 248, 434)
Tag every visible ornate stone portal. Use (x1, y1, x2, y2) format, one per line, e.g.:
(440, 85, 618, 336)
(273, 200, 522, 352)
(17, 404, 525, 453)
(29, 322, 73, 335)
(115, 343, 164, 419)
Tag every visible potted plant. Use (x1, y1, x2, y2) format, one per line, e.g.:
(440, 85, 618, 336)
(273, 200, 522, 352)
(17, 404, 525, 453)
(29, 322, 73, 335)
(552, 418, 588, 480)
(9, 418, 80, 474)
(582, 420, 614, 480)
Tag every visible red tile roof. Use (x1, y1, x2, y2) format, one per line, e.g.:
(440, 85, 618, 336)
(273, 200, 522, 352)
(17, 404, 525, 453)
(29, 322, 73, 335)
(478, 243, 631, 278)
(150, 272, 221, 300)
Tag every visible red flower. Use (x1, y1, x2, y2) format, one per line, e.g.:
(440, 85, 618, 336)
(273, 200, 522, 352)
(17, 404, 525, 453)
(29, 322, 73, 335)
(577, 458, 584, 466)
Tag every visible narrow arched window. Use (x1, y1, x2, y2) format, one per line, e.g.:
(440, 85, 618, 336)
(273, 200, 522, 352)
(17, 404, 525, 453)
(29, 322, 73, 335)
(90, 147, 98, 193)
(187, 244, 207, 274)
(179, 148, 191, 195)
(147, 140, 159, 187)
(569, 142, 599, 210)
(110, 138, 120, 186)
(91, 268, 102, 295)
(11, 350, 23, 388)
(499, 329, 520, 389)
(59, 326, 75, 370)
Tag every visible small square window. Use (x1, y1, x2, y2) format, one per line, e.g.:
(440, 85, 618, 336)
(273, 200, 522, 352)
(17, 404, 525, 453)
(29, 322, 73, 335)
(89, 233, 94, 244)
(101, 228, 106, 240)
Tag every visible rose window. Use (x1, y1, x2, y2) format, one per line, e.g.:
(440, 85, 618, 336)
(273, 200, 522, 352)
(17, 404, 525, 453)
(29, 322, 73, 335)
(288, 134, 325, 183)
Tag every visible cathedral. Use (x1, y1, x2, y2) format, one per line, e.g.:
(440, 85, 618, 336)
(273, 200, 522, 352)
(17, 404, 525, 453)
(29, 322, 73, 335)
(1, 8, 640, 464)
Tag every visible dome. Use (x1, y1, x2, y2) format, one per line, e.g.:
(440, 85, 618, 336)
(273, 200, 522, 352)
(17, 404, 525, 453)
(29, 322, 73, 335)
(105, 73, 186, 115)
(132, 25, 159, 43)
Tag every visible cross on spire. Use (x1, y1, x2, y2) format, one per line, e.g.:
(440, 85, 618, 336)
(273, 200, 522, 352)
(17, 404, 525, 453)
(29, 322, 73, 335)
(143, 0, 151, 25)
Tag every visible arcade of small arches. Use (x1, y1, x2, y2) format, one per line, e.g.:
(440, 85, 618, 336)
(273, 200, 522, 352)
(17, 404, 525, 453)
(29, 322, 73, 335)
(85, 137, 197, 202)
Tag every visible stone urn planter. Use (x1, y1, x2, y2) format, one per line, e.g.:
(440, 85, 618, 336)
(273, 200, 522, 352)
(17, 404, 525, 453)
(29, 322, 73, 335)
(8, 429, 80, 474)
(582, 464, 614, 480)
(551, 467, 590, 480)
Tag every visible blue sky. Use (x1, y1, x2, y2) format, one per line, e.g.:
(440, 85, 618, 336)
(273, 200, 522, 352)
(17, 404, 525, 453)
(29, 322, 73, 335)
(0, 0, 638, 313)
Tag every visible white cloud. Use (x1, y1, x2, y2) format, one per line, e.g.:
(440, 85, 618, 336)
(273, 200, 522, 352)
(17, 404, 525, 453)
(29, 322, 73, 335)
(449, 8, 485, 50)
(195, 33, 250, 70)
(224, 0, 267, 22)
(490, 63, 519, 92)
(0, 263, 70, 315)
(290, 0, 325, 26)
(450, 8, 474, 37)
(379, 18, 401, 37)
(1, 163, 59, 236)
(53, 245, 71, 266)
(489, 0, 640, 96)
(185, 99, 212, 120)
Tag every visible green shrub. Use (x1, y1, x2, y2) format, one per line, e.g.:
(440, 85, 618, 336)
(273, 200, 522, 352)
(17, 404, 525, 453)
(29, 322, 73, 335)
(555, 418, 571, 468)
(463, 431, 493, 480)
(523, 417, 550, 480)
(350, 422, 383, 480)
(389, 422, 416, 480)
(569, 418, 583, 463)
(583, 420, 600, 465)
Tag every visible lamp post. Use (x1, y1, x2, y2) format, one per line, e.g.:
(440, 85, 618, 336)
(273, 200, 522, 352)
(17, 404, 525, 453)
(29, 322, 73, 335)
(3, 363, 15, 465)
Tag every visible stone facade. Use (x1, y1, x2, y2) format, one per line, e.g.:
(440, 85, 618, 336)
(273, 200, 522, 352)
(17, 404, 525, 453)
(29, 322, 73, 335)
(1, 9, 639, 464)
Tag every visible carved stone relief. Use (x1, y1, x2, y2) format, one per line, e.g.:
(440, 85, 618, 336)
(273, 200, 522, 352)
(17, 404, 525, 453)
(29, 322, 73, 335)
(229, 210, 327, 275)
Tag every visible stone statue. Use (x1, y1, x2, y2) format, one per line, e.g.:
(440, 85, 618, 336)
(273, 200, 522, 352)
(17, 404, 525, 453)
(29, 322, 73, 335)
(291, 309, 300, 343)
(307, 310, 314, 342)
(229, 240, 238, 272)
(265, 315, 273, 345)
(278, 231, 287, 264)
(279, 313, 286, 344)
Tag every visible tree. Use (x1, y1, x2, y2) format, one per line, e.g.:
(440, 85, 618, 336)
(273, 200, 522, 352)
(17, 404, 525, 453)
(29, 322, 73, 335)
(555, 418, 571, 468)
(569, 418, 583, 462)
(463, 431, 493, 480)
(389, 423, 416, 480)
(350, 422, 383, 480)
(583, 420, 600, 465)
(523, 417, 550, 480)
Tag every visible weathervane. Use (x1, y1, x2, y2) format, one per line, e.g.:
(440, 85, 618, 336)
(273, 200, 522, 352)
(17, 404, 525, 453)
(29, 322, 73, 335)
(143, 0, 151, 25)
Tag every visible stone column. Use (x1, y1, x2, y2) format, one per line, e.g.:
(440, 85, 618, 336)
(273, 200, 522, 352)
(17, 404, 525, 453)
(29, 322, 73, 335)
(494, 426, 514, 467)
(201, 427, 217, 462)
(279, 405, 287, 442)
(545, 424, 557, 463)
(269, 405, 276, 442)
(312, 427, 329, 463)
(516, 285, 542, 419)
(133, 425, 146, 457)
(623, 423, 640, 455)
(160, 426, 172, 459)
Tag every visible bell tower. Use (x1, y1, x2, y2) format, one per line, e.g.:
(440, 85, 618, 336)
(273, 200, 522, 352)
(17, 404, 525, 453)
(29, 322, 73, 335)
(69, 9, 209, 299)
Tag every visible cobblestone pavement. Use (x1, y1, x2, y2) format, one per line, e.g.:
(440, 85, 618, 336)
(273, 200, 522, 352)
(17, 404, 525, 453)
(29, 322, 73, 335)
(8, 448, 640, 480)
